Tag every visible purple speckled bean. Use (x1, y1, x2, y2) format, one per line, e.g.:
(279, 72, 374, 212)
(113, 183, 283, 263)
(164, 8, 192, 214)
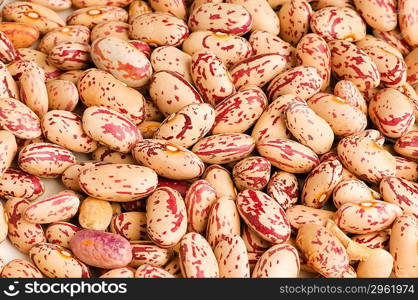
(70, 229, 132, 269)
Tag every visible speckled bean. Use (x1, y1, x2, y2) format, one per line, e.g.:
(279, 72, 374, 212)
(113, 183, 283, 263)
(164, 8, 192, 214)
(78, 164, 158, 201)
(18, 142, 76, 178)
(2, 1, 65, 34)
(82, 106, 141, 153)
(267, 171, 298, 210)
(202, 164, 237, 200)
(182, 31, 252, 67)
(191, 50, 235, 106)
(390, 214, 418, 277)
(0, 22, 40, 49)
(149, 70, 204, 116)
(38, 25, 90, 55)
(188, 3, 252, 36)
(66, 6, 128, 29)
(329, 40, 380, 91)
(206, 196, 241, 248)
(78, 197, 113, 230)
(179, 232, 219, 278)
(285, 101, 334, 154)
(214, 235, 250, 278)
(90, 21, 129, 42)
(146, 187, 187, 248)
(0, 98, 42, 139)
(334, 80, 368, 114)
(0, 32, 16, 64)
(130, 12, 188, 47)
(237, 189, 290, 244)
(363, 46, 407, 88)
(232, 156, 271, 191)
(150, 46, 193, 83)
(0, 62, 19, 100)
(4, 197, 46, 254)
(334, 200, 402, 234)
(91, 146, 136, 164)
(310, 7, 366, 42)
(91, 36, 152, 88)
(368, 88, 415, 138)
(134, 264, 174, 278)
(267, 66, 323, 100)
(110, 211, 147, 241)
(252, 244, 300, 278)
(184, 179, 217, 233)
(333, 179, 381, 208)
(398, 0, 418, 47)
(133, 139, 204, 180)
(212, 87, 267, 134)
(154, 103, 214, 148)
(251, 95, 302, 143)
(278, 0, 312, 45)
(249, 30, 295, 70)
(394, 130, 418, 160)
(257, 138, 319, 174)
(30, 243, 90, 278)
(380, 176, 418, 216)
(337, 133, 396, 184)
(45, 222, 82, 248)
(41, 110, 97, 153)
(1, 259, 43, 278)
(192, 133, 255, 164)
(301, 160, 343, 208)
(230, 53, 287, 90)
(395, 156, 418, 181)
(286, 205, 335, 230)
(70, 229, 132, 269)
(296, 224, 355, 278)
(352, 230, 390, 250)
(15, 48, 62, 80)
(307, 93, 367, 137)
(78, 69, 146, 125)
(130, 241, 173, 267)
(23, 192, 80, 224)
(19, 67, 48, 117)
(26, 0, 72, 11)
(48, 42, 91, 71)
(100, 267, 135, 278)
(46, 80, 79, 112)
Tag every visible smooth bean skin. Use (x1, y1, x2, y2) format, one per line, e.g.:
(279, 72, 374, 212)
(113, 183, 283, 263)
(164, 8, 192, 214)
(70, 229, 132, 269)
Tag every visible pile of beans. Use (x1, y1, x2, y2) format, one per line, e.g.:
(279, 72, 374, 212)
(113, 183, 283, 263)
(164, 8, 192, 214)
(0, 0, 417, 278)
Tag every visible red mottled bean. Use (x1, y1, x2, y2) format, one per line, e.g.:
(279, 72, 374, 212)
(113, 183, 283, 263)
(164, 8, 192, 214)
(18, 143, 76, 178)
(23, 192, 80, 224)
(267, 171, 299, 210)
(257, 138, 319, 174)
(133, 139, 205, 180)
(214, 235, 250, 278)
(334, 200, 402, 234)
(188, 3, 252, 36)
(233, 156, 271, 191)
(252, 244, 300, 278)
(78, 164, 158, 202)
(192, 133, 255, 164)
(130, 12, 188, 47)
(184, 179, 217, 233)
(296, 224, 355, 278)
(237, 189, 291, 244)
(146, 187, 187, 248)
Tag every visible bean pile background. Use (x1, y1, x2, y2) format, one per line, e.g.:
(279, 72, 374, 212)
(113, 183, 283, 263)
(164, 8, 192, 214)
(0, 0, 417, 278)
